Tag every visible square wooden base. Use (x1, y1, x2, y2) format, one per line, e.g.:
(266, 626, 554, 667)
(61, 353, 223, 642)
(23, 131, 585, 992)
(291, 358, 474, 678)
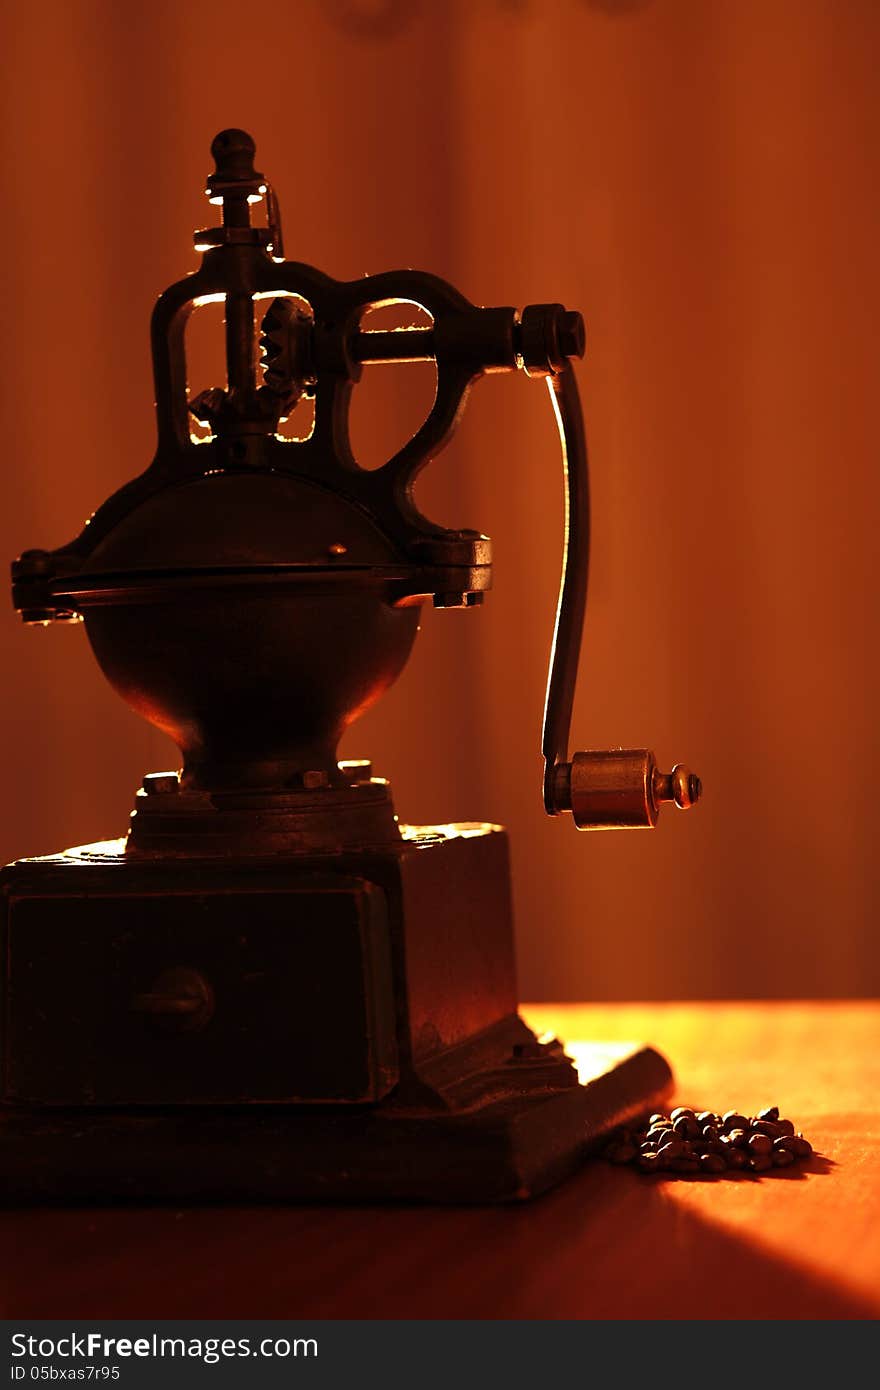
(0, 1040, 671, 1204)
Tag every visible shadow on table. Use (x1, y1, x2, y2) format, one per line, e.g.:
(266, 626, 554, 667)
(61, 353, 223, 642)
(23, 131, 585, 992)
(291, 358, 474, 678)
(0, 1150, 871, 1320)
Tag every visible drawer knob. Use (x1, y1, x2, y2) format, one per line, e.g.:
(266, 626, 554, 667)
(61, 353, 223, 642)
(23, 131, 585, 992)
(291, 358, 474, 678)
(130, 967, 214, 1034)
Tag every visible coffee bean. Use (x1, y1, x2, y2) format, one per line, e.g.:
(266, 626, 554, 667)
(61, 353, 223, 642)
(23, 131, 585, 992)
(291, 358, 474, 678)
(696, 1111, 718, 1126)
(670, 1107, 695, 1122)
(748, 1133, 773, 1157)
(700, 1152, 726, 1175)
(751, 1120, 782, 1139)
(646, 1128, 671, 1146)
(774, 1133, 812, 1158)
(772, 1148, 795, 1167)
(757, 1105, 779, 1122)
(648, 1113, 668, 1127)
(638, 1152, 663, 1173)
(673, 1116, 701, 1140)
(749, 1153, 773, 1173)
(721, 1111, 750, 1132)
(775, 1118, 795, 1137)
(725, 1147, 748, 1169)
(670, 1156, 700, 1174)
(728, 1128, 750, 1149)
(658, 1138, 685, 1160)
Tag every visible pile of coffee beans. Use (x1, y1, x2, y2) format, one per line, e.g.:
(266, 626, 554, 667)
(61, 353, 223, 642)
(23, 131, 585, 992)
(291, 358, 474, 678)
(603, 1105, 814, 1177)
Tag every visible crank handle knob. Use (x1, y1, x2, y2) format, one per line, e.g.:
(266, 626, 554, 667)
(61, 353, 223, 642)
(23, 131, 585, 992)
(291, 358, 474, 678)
(548, 749, 702, 830)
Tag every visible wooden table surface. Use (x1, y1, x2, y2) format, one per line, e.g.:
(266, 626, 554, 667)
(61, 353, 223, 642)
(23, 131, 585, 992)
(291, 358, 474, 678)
(2, 1002, 878, 1320)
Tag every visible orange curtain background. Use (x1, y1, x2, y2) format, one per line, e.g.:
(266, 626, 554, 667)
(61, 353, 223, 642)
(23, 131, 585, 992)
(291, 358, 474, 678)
(1, 0, 877, 999)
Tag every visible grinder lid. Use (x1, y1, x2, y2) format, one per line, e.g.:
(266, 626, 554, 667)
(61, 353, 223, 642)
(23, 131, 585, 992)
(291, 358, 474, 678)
(45, 470, 412, 610)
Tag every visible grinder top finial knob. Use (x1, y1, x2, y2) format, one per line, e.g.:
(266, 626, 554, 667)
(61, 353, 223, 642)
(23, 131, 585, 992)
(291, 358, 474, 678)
(206, 128, 265, 205)
(210, 128, 257, 175)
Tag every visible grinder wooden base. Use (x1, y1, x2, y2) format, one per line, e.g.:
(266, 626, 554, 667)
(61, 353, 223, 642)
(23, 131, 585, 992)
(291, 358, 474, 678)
(0, 1041, 671, 1204)
(1, 828, 672, 1202)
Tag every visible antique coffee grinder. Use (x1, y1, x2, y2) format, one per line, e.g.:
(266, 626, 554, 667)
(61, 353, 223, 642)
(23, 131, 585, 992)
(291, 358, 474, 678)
(1, 131, 700, 1201)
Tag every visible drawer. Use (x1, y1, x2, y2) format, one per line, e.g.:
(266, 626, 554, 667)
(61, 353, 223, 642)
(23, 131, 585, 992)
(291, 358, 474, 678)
(2, 876, 398, 1105)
